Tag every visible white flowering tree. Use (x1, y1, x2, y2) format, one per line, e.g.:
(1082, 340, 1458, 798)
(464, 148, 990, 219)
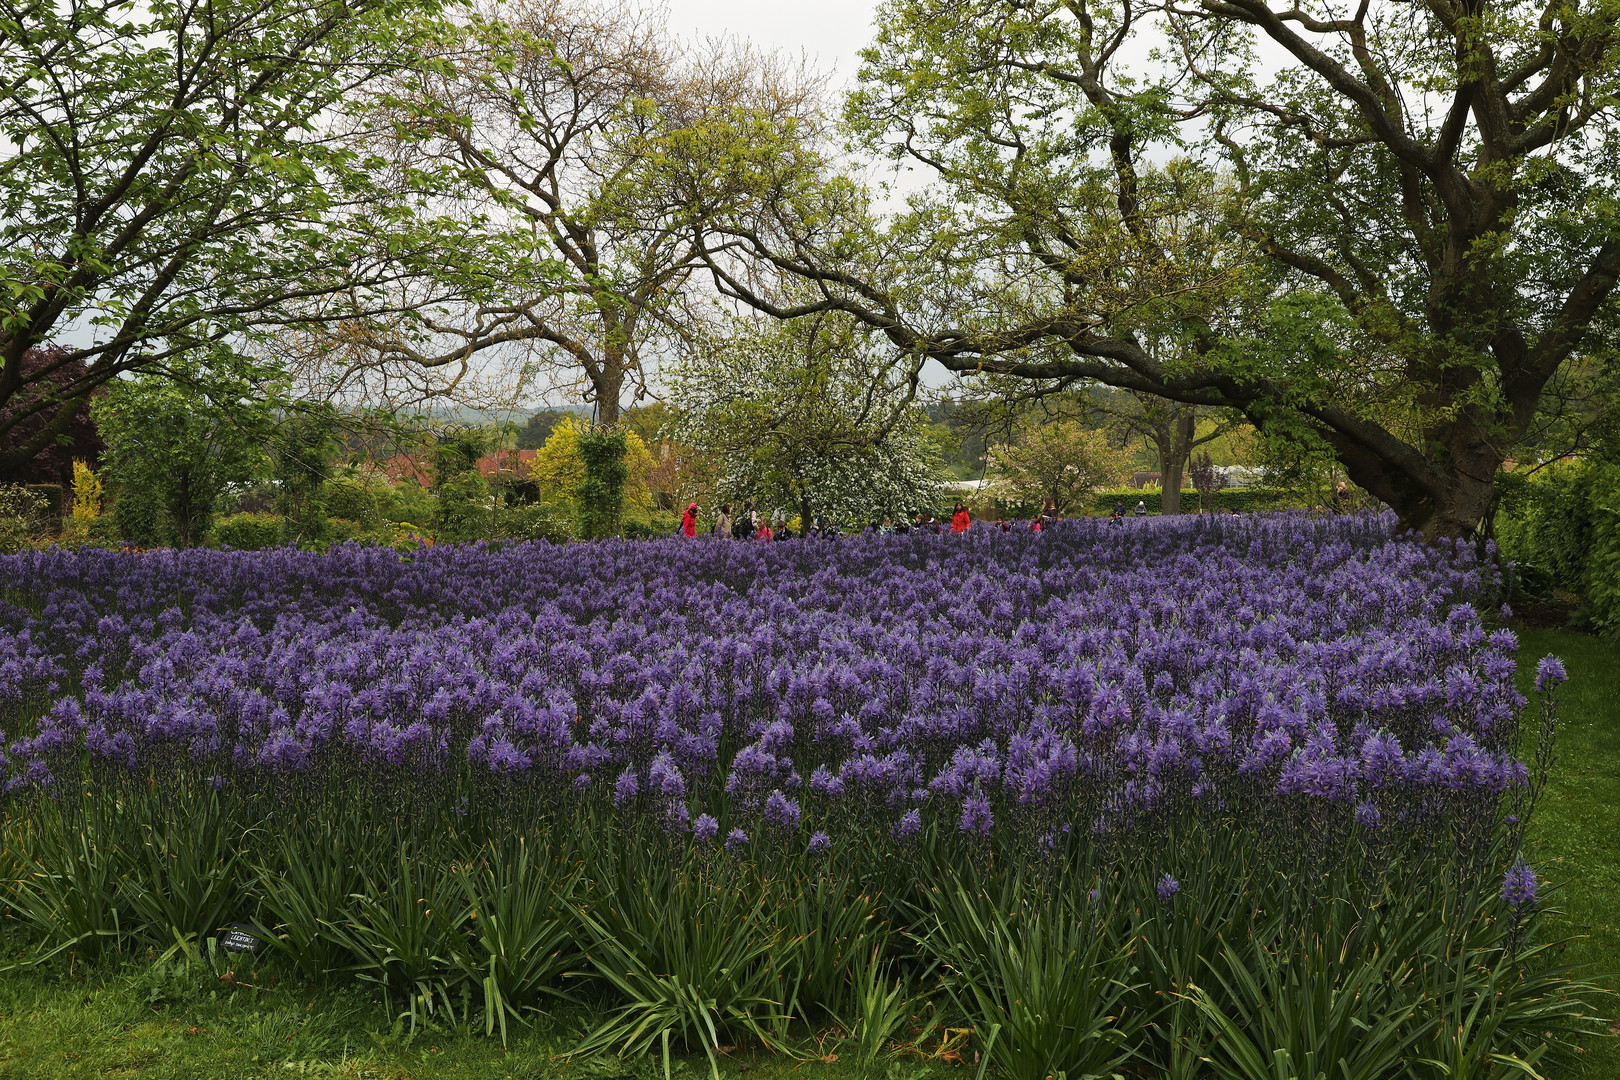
(669, 313, 942, 528)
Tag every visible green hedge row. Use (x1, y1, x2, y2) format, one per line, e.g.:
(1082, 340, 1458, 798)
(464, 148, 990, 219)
(1089, 487, 1305, 514)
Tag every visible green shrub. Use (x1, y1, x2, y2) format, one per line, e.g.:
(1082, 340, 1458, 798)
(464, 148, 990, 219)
(1584, 465, 1620, 636)
(385, 479, 437, 526)
(24, 484, 63, 528)
(496, 501, 575, 544)
(326, 477, 387, 528)
(325, 517, 381, 546)
(622, 511, 679, 539)
(1493, 461, 1619, 633)
(436, 472, 494, 542)
(0, 484, 49, 552)
(212, 512, 285, 551)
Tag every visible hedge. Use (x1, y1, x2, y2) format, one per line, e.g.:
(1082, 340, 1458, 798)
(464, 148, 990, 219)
(1089, 487, 1305, 514)
(212, 512, 286, 551)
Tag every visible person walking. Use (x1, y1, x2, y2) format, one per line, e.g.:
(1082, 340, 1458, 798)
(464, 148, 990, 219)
(754, 516, 774, 542)
(1134, 500, 1147, 517)
(1109, 500, 1125, 526)
(733, 499, 757, 539)
(950, 502, 971, 533)
(680, 502, 699, 538)
(1038, 499, 1060, 530)
(714, 502, 733, 538)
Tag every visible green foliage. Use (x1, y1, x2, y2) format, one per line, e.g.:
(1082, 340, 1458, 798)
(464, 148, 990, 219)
(495, 501, 577, 544)
(274, 414, 340, 548)
(432, 430, 496, 543)
(0, 0, 458, 481)
(571, 855, 790, 1078)
(387, 480, 439, 528)
(253, 820, 372, 984)
(1581, 465, 1620, 637)
(116, 792, 247, 946)
(0, 484, 48, 552)
(576, 427, 629, 540)
(1494, 461, 1620, 633)
(326, 476, 390, 528)
(3, 801, 125, 959)
(987, 419, 1132, 514)
(323, 844, 472, 1030)
(93, 374, 273, 548)
(914, 878, 1141, 1080)
(453, 839, 582, 1044)
(621, 512, 679, 540)
(212, 513, 286, 551)
(435, 472, 495, 543)
(516, 409, 575, 451)
(1088, 487, 1302, 514)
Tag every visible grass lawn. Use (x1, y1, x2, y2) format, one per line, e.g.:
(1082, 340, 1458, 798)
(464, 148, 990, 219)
(0, 627, 1612, 1079)
(1518, 627, 1620, 1077)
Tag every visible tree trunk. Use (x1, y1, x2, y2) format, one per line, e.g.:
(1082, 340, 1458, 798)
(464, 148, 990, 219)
(1161, 409, 1195, 515)
(1317, 408, 1501, 540)
(595, 354, 623, 427)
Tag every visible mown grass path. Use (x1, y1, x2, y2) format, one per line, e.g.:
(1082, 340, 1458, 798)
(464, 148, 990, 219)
(1519, 628, 1620, 1078)
(0, 627, 1613, 1079)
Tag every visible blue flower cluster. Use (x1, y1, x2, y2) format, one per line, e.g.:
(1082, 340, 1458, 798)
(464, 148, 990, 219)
(0, 513, 1536, 852)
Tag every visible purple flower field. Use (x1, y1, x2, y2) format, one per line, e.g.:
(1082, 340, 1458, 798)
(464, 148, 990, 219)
(0, 512, 1596, 1075)
(0, 512, 1534, 852)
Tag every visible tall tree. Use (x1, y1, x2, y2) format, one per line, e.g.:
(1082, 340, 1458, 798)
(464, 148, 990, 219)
(0, 0, 454, 479)
(692, 0, 1620, 540)
(326, 0, 825, 424)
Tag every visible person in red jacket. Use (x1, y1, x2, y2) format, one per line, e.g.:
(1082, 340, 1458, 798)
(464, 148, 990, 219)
(950, 502, 971, 533)
(680, 502, 698, 538)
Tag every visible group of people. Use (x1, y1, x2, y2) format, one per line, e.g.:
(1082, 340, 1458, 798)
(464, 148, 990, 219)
(676, 497, 1090, 540)
(679, 499, 797, 542)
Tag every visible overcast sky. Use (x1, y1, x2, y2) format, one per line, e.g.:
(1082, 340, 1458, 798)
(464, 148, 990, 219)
(663, 0, 880, 93)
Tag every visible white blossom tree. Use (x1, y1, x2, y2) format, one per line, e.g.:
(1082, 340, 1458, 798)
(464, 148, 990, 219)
(668, 312, 941, 528)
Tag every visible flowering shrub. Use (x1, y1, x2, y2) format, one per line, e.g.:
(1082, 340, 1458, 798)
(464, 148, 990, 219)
(0, 513, 1597, 1072)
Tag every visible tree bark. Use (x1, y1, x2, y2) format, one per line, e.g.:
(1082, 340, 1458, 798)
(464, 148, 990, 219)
(1161, 409, 1195, 515)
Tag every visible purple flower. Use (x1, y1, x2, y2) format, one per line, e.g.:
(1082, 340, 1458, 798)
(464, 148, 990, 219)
(724, 828, 749, 851)
(1157, 874, 1180, 901)
(1354, 802, 1381, 829)
(1501, 859, 1537, 906)
(613, 768, 640, 806)
(693, 814, 720, 843)
(959, 794, 993, 837)
(808, 831, 831, 853)
(763, 790, 801, 830)
(894, 809, 922, 839)
(1534, 656, 1568, 693)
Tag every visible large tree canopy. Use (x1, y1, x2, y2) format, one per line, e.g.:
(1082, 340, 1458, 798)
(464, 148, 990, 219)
(309, 0, 827, 423)
(691, 0, 1620, 539)
(0, 0, 464, 479)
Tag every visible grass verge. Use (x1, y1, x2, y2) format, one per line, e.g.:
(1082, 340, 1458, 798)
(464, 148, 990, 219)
(1518, 627, 1620, 1077)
